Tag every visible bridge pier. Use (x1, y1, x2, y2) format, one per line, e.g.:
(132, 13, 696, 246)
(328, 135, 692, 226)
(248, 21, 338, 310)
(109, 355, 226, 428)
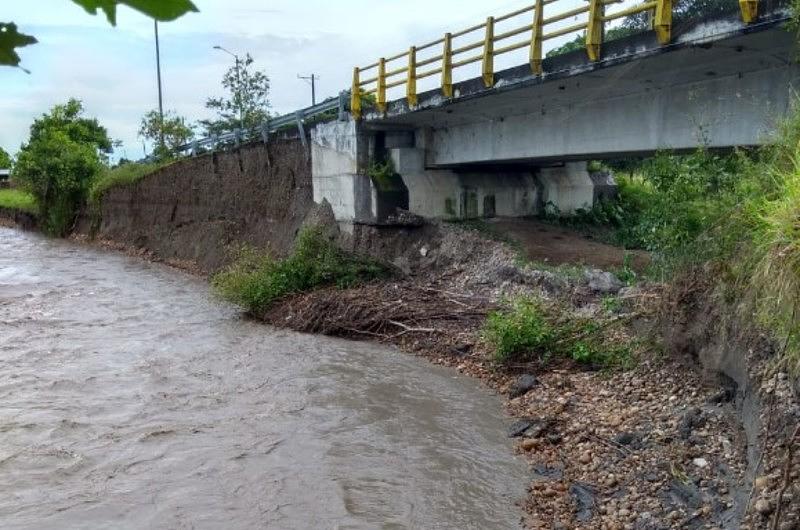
(312, 120, 609, 224)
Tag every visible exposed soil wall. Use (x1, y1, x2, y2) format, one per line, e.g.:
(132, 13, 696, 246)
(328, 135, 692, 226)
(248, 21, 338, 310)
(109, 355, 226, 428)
(86, 139, 313, 273)
(0, 207, 37, 230)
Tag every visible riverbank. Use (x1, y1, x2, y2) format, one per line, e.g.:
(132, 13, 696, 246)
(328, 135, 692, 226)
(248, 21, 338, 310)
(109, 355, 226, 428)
(1, 136, 797, 527)
(4, 197, 799, 528)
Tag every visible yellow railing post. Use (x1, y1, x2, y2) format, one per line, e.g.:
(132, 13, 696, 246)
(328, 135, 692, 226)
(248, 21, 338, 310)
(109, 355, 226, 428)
(739, 0, 758, 23)
(530, 0, 544, 75)
(377, 57, 387, 113)
(586, 0, 604, 62)
(654, 0, 672, 44)
(407, 46, 418, 107)
(442, 32, 453, 98)
(350, 67, 361, 119)
(482, 16, 495, 88)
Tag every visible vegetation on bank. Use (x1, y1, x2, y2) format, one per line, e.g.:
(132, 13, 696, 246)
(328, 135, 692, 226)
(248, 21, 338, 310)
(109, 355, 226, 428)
(0, 189, 37, 214)
(551, 111, 800, 373)
(12, 99, 113, 236)
(483, 296, 634, 369)
(89, 162, 165, 204)
(213, 227, 387, 315)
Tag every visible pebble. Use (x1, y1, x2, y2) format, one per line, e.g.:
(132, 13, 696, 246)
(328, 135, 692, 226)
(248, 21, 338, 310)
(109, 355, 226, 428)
(755, 498, 773, 516)
(578, 451, 592, 464)
(521, 438, 538, 451)
(693, 457, 709, 468)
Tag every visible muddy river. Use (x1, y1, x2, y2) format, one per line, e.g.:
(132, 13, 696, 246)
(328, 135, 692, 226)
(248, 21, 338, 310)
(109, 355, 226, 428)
(0, 228, 526, 529)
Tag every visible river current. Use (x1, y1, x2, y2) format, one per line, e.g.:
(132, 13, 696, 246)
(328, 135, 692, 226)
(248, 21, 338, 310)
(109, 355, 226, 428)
(0, 227, 526, 529)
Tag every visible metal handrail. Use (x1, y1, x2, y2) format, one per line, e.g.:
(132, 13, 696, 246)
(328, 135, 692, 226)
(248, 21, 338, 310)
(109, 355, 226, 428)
(173, 93, 347, 158)
(349, 0, 761, 118)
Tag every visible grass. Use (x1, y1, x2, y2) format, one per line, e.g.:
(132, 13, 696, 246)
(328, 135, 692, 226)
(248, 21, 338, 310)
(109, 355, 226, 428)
(483, 295, 634, 369)
(90, 162, 165, 204)
(0, 188, 37, 214)
(541, 105, 800, 373)
(213, 226, 388, 315)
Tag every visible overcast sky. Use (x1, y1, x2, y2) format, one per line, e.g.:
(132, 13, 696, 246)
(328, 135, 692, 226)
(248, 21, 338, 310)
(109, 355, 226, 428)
(2, 0, 598, 160)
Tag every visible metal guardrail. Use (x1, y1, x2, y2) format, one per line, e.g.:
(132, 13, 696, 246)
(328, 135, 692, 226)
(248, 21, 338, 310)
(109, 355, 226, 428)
(350, 0, 761, 118)
(175, 91, 349, 157)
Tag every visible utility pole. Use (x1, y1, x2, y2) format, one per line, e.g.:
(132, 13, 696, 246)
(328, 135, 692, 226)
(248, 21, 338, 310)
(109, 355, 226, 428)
(298, 73, 317, 106)
(154, 20, 165, 148)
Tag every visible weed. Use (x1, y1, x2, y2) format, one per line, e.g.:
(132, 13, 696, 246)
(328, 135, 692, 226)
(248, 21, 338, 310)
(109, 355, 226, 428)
(483, 298, 555, 364)
(483, 295, 635, 369)
(213, 226, 387, 315)
(90, 162, 165, 204)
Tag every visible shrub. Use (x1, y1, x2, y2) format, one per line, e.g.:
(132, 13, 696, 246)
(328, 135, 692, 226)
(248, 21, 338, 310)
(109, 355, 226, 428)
(483, 296, 633, 368)
(13, 99, 111, 236)
(213, 227, 387, 315)
(483, 298, 555, 363)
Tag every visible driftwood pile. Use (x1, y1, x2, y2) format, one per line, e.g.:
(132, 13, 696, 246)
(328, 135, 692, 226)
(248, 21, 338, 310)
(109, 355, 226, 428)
(262, 281, 496, 355)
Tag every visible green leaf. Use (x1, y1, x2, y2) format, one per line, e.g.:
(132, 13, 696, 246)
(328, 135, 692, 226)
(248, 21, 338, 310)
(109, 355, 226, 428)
(0, 23, 38, 67)
(71, 0, 199, 26)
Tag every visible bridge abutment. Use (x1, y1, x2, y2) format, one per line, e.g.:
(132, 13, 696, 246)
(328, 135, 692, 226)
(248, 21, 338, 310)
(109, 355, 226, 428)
(312, 120, 608, 223)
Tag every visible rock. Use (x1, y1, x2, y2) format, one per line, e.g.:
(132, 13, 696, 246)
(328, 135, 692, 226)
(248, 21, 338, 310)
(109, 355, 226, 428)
(755, 499, 773, 516)
(419, 246, 429, 257)
(754, 476, 769, 491)
(692, 457, 709, 469)
(579, 451, 592, 464)
(612, 431, 638, 446)
(509, 374, 538, 398)
(679, 408, 706, 440)
(547, 433, 563, 445)
(521, 438, 538, 451)
(508, 418, 536, 438)
(569, 482, 597, 522)
(585, 269, 623, 294)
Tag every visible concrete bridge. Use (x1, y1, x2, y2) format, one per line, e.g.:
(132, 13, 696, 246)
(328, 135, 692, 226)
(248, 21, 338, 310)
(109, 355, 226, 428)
(312, 0, 797, 223)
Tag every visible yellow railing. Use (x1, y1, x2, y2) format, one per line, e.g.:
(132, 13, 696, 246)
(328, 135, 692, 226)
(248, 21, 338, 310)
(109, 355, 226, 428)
(350, 0, 760, 118)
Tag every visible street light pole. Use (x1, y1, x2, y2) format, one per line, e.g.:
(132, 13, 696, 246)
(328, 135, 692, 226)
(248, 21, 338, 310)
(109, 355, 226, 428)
(298, 73, 317, 106)
(154, 20, 165, 148)
(213, 45, 244, 130)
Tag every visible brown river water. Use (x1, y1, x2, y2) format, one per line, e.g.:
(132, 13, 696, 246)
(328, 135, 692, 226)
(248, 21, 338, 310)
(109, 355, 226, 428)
(0, 227, 526, 529)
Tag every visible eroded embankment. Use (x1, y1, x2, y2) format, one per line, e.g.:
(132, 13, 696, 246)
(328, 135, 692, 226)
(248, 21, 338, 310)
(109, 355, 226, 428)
(10, 136, 797, 529)
(83, 139, 313, 272)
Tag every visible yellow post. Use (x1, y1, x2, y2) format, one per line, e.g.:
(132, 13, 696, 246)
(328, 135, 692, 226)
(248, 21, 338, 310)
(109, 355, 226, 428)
(739, 0, 758, 23)
(351, 67, 361, 119)
(442, 32, 453, 98)
(654, 0, 672, 45)
(482, 16, 495, 88)
(377, 58, 387, 114)
(407, 46, 418, 107)
(586, 0, 604, 62)
(530, 1, 544, 75)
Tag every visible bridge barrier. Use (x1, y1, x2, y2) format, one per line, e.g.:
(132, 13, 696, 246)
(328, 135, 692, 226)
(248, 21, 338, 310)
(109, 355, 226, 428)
(350, 0, 761, 118)
(172, 91, 350, 159)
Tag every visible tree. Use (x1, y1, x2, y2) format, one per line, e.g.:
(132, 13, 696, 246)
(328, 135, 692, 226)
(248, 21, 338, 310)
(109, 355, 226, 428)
(200, 53, 271, 136)
(13, 99, 112, 236)
(139, 109, 194, 160)
(2, 0, 198, 69)
(0, 147, 12, 169)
